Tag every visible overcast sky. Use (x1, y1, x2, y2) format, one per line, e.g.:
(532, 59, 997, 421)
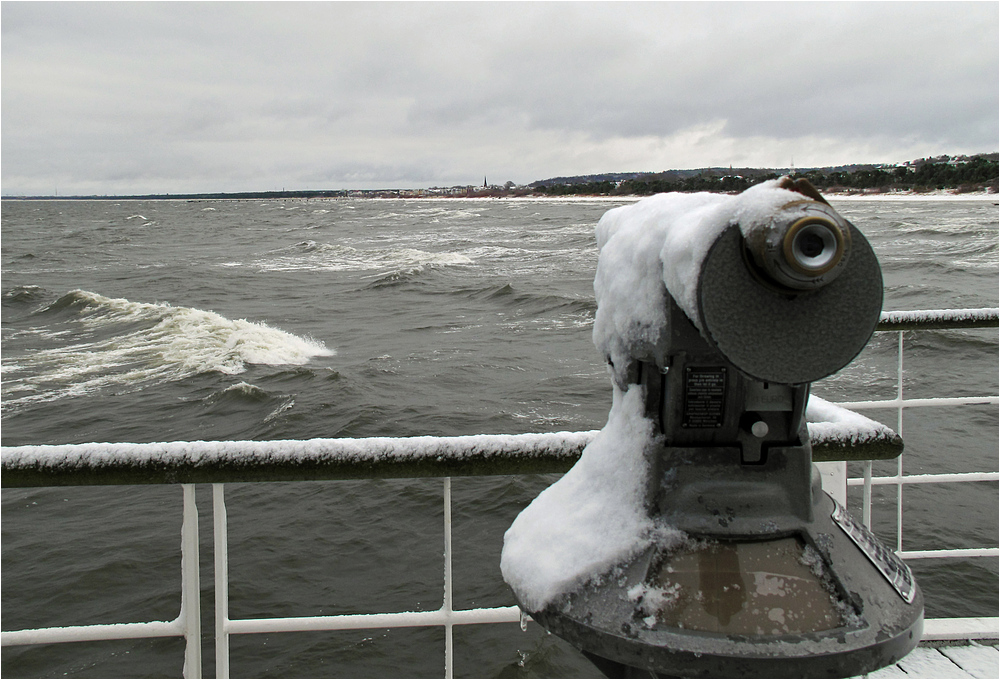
(3, 2, 997, 195)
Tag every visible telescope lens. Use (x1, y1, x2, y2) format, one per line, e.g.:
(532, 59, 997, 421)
(798, 231, 826, 258)
(785, 219, 844, 275)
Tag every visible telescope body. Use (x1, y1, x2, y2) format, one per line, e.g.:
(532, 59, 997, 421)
(503, 181, 923, 678)
(532, 296, 921, 678)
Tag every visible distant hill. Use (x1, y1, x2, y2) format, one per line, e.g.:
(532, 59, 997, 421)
(527, 164, 901, 188)
(530, 153, 999, 196)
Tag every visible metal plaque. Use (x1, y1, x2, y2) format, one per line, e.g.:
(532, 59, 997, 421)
(683, 366, 727, 428)
(832, 501, 915, 603)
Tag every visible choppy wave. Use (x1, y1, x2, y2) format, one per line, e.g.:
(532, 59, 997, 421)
(3, 285, 48, 306)
(205, 381, 274, 404)
(457, 282, 596, 316)
(2, 290, 334, 411)
(243, 240, 474, 277)
(200, 382, 297, 426)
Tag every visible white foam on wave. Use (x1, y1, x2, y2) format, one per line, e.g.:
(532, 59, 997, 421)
(202, 381, 272, 403)
(3, 290, 334, 409)
(248, 242, 474, 274)
(408, 206, 483, 220)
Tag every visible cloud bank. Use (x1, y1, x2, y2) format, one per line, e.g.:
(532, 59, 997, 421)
(3, 2, 997, 195)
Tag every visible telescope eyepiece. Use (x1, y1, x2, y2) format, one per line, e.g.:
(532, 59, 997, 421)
(785, 217, 844, 275)
(744, 201, 852, 292)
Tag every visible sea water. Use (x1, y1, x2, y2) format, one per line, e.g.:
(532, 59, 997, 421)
(2, 197, 997, 678)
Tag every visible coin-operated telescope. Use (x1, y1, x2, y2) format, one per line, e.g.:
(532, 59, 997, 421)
(511, 180, 923, 678)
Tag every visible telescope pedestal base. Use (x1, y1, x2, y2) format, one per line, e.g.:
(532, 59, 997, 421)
(524, 493, 923, 679)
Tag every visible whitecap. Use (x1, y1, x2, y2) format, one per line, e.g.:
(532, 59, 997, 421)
(251, 242, 474, 275)
(3, 290, 334, 411)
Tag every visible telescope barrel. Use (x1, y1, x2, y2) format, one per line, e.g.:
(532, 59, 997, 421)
(742, 199, 854, 292)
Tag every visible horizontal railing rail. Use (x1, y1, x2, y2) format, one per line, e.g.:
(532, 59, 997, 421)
(0, 432, 594, 487)
(837, 308, 998, 563)
(875, 307, 999, 330)
(0, 425, 904, 488)
(2, 308, 997, 678)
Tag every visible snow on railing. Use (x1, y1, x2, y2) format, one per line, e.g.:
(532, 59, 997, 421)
(0, 431, 597, 487)
(1, 308, 997, 678)
(877, 307, 999, 330)
(0, 423, 901, 488)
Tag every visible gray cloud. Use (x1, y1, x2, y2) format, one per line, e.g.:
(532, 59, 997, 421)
(2, 2, 996, 195)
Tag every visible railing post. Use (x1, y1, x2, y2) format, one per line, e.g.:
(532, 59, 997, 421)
(180, 484, 203, 679)
(896, 330, 905, 552)
(862, 460, 873, 527)
(443, 477, 454, 679)
(213, 484, 230, 679)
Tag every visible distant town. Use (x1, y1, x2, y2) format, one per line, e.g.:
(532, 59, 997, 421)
(5, 153, 997, 201)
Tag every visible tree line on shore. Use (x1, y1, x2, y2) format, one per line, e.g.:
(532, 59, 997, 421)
(532, 154, 999, 196)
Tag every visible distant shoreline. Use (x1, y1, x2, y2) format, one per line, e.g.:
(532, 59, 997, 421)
(7, 153, 996, 202)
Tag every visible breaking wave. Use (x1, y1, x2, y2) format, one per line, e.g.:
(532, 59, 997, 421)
(2, 290, 334, 410)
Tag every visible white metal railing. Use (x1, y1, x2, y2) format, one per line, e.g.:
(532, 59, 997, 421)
(0, 485, 203, 678)
(839, 325, 999, 557)
(2, 308, 997, 678)
(210, 479, 523, 679)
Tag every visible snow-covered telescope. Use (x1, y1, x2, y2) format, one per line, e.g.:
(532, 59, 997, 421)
(502, 178, 923, 678)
